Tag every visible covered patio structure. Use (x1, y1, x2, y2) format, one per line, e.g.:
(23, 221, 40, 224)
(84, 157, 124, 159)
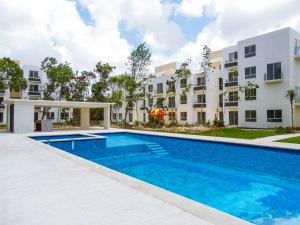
(5, 99, 113, 133)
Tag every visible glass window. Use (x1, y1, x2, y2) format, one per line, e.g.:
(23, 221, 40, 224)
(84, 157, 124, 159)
(180, 95, 187, 104)
(168, 96, 175, 108)
(228, 52, 238, 62)
(266, 62, 282, 80)
(197, 94, 206, 103)
(148, 85, 153, 92)
(167, 81, 175, 92)
(197, 77, 205, 86)
(245, 45, 256, 58)
(228, 91, 238, 102)
(228, 70, 238, 82)
(29, 84, 39, 92)
(219, 77, 223, 90)
(267, 110, 282, 122)
(0, 112, 3, 123)
(245, 110, 256, 122)
(157, 83, 163, 94)
(245, 88, 256, 100)
(180, 112, 187, 121)
(156, 98, 164, 108)
(29, 70, 39, 78)
(180, 79, 187, 88)
(245, 66, 256, 79)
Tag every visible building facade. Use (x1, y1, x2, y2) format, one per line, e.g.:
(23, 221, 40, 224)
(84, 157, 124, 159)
(114, 27, 300, 128)
(0, 64, 71, 125)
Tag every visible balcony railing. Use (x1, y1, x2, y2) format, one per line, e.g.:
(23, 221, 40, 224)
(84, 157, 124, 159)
(193, 102, 206, 108)
(28, 91, 41, 96)
(193, 85, 206, 91)
(224, 60, 238, 68)
(264, 72, 283, 82)
(224, 81, 238, 87)
(295, 46, 300, 58)
(225, 101, 238, 107)
(28, 77, 41, 82)
(167, 88, 175, 93)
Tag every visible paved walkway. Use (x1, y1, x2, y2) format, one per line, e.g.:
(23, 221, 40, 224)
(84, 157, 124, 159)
(0, 132, 216, 225)
(255, 132, 300, 142)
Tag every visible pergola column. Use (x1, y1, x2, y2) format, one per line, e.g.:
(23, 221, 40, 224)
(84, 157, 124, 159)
(103, 107, 110, 129)
(80, 108, 90, 129)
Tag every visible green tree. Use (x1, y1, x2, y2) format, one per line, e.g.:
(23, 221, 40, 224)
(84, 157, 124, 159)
(124, 43, 151, 123)
(110, 90, 123, 122)
(167, 59, 192, 123)
(0, 57, 27, 92)
(286, 89, 296, 128)
(69, 71, 95, 101)
(41, 57, 75, 120)
(91, 62, 115, 102)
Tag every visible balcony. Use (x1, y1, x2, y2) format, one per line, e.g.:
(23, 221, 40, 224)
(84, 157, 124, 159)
(193, 102, 206, 108)
(167, 88, 175, 94)
(225, 101, 238, 107)
(193, 85, 206, 91)
(264, 72, 283, 83)
(28, 91, 41, 96)
(224, 60, 238, 68)
(10, 91, 21, 99)
(28, 77, 41, 82)
(155, 90, 163, 95)
(224, 81, 238, 87)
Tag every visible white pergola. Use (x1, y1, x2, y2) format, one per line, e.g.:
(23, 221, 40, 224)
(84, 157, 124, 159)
(5, 99, 113, 133)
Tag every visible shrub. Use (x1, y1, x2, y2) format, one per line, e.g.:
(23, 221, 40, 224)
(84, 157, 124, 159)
(205, 120, 211, 127)
(0, 124, 6, 129)
(275, 126, 294, 134)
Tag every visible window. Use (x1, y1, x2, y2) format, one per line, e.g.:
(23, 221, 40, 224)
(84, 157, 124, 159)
(180, 112, 187, 121)
(245, 88, 256, 100)
(196, 77, 205, 86)
(245, 45, 256, 58)
(148, 85, 153, 93)
(47, 112, 54, 119)
(228, 91, 238, 102)
(143, 100, 146, 107)
(266, 62, 282, 80)
(60, 112, 69, 119)
(29, 70, 39, 78)
(149, 98, 153, 106)
(229, 111, 238, 125)
(113, 113, 117, 121)
(219, 77, 223, 90)
(0, 97, 3, 105)
(119, 113, 122, 120)
(197, 112, 206, 124)
(295, 38, 300, 56)
(228, 70, 238, 82)
(157, 83, 163, 94)
(180, 78, 187, 88)
(167, 81, 175, 92)
(267, 110, 282, 122)
(168, 96, 175, 108)
(180, 95, 187, 104)
(129, 113, 133, 122)
(0, 112, 3, 123)
(29, 84, 39, 92)
(245, 110, 256, 122)
(169, 112, 176, 121)
(156, 98, 164, 108)
(143, 113, 146, 123)
(228, 52, 238, 62)
(219, 112, 224, 121)
(197, 94, 206, 103)
(219, 94, 223, 107)
(245, 66, 256, 79)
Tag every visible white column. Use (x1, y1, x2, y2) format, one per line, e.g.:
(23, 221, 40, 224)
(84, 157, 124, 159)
(103, 107, 110, 129)
(14, 103, 34, 133)
(80, 108, 90, 129)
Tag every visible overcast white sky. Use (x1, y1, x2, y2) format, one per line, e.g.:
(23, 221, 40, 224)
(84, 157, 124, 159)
(1, 0, 300, 74)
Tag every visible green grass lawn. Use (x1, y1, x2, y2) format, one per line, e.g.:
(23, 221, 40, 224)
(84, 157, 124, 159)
(139, 127, 277, 139)
(277, 136, 300, 144)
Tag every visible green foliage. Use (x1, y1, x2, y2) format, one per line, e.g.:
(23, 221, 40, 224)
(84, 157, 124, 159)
(213, 116, 224, 127)
(0, 57, 27, 91)
(274, 126, 294, 134)
(126, 42, 151, 81)
(69, 71, 95, 101)
(41, 57, 74, 100)
(91, 62, 115, 102)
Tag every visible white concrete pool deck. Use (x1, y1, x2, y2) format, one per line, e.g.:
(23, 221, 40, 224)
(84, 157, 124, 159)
(2, 128, 300, 225)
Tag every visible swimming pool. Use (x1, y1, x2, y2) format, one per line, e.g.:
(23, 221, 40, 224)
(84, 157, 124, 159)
(35, 132, 300, 225)
(30, 134, 89, 141)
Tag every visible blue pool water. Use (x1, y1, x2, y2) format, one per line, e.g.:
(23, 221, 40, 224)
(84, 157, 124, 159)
(39, 132, 300, 224)
(30, 134, 88, 141)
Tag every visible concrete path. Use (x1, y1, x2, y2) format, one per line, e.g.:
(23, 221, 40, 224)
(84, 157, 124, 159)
(0, 132, 215, 225)
(255, 132, 300, 142)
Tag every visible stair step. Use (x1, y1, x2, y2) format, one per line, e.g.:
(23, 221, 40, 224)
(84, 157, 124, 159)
(151, 147, 164, 150)
(156, 152, 169, 155)
(152, 149, 166, 152)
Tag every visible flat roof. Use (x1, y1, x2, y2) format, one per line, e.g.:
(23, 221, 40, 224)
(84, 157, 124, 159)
(5, 99, 113, 108)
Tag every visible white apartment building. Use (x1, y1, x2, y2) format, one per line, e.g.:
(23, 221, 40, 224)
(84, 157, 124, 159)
(0, 64, 71, 125)
(114, 27, 300, 128)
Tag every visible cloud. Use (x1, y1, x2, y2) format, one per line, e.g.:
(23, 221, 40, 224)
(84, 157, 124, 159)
(0, 0, 300, 74)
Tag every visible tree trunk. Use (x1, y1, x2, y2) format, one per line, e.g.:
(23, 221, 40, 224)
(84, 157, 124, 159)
(291, 101, 294, 128)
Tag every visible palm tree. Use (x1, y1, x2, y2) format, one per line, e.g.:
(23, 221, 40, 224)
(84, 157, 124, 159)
(286, 89, 296, 128)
